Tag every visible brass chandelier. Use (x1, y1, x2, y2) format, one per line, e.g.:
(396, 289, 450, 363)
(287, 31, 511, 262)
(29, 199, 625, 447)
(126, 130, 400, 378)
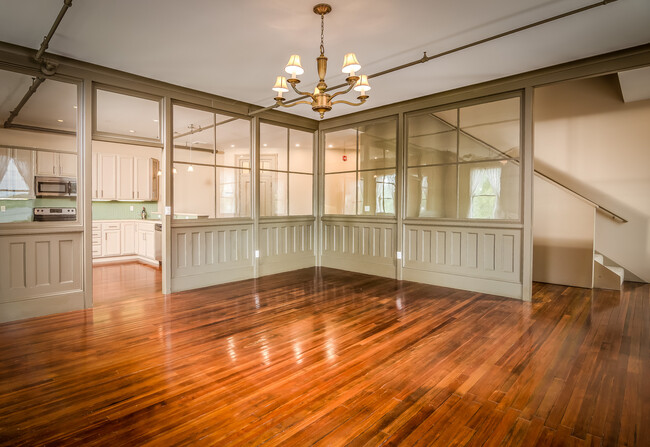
(272, 3, 371, 119)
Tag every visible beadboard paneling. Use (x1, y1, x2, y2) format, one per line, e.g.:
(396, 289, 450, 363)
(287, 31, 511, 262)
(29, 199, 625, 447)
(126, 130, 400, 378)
(321, 218, 396, 278)
(259, 218, 315, 275)
(403, 224, 521, 285)
(170, 223, 254, 292)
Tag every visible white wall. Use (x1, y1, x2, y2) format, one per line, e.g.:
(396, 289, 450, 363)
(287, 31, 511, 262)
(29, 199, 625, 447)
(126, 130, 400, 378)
(534, 75, 650, 282)
(533, 176, 595, 288)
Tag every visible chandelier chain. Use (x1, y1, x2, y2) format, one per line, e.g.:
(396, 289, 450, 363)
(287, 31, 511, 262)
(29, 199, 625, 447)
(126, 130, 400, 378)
(320, 13, 324, 55)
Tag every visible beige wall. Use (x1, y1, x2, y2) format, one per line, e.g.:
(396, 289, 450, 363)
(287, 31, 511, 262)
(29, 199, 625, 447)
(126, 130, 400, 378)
(534, 75, 650, 282)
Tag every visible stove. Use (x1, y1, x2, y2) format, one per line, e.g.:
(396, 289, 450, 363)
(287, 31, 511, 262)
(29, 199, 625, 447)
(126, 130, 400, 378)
(33, 207, 77, 222)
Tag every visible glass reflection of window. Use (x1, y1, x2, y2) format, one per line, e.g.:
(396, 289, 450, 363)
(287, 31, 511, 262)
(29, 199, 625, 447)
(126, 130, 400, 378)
(375, 173, 395, 214)
(0, 156, 31, 198)
(469, 167, 500, 219)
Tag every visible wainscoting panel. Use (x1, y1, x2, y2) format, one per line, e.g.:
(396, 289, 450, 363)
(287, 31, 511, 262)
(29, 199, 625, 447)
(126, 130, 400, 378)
(402, 224, 522, 297)
(259, 218, 315, 276)
(0, 231, 84, 322)
(171, 223, 253, 292)
(321, 218, 396, 278)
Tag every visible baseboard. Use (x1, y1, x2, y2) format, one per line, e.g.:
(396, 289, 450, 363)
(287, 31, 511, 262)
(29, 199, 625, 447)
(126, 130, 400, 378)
(402, 267, 522, 299)
(321, 255, 396, 279)
(259, 256, 316, 276)
(93, 255, 161, 268)
(0, 290, 85, 323)
(171, 266, 255, 292)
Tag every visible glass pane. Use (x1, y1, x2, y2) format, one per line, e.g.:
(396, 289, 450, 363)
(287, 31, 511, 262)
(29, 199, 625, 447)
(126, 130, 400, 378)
(217, 167, 250, 218)
(96, 89, 160, 139)
(358, 120, 397, 170)
(215, 117, 251, 168)
(173, 163, 215, 218)
(460, 97, 520, 160)
(260, 170, 287, 216)
(260, 123, 288, 171)
(289, 129, 313, 173)
(173, 105, 215, 164)
(325, 128, 357, 173)
(407, 112, 458, 166)
(406, 165, 457, 218)
(459, 160, 520, 219)
(324, 172, 356, 215)
(289, 173, 313, 215)
(358, 169, 396, 215)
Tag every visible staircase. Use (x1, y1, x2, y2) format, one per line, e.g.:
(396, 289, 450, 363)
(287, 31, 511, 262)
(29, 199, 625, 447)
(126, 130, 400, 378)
(593, 252, 625, 290)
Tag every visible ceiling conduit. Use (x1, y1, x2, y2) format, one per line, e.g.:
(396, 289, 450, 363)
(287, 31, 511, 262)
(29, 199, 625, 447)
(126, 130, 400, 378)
(2, 0, 73, 128)
(249, 0, 619, 116)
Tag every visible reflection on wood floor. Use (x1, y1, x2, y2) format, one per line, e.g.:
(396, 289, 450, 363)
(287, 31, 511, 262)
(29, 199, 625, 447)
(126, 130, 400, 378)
(0, 265, 648, 446)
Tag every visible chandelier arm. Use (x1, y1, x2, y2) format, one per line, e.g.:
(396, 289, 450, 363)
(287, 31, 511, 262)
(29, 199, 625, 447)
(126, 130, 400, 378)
(288, 82, 315, 98)
(331, 98, 368, 107)
(329, 83, 356, 99)
(277, 100, 314, 108)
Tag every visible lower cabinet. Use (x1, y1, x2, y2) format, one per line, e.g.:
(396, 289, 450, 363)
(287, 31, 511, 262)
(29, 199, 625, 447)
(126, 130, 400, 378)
(93, 220, 158, 264)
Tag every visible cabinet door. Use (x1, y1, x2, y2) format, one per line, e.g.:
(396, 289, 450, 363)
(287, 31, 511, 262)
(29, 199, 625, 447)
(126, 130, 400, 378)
(145, 231, 155, 259)
(134, 157, 151, 200)
(121, 222, 135, 255)
(99, 154, 117, 199)
(102, 229, 121, 257)
(58, 153, 77, 177)
(35, 151, 57, 176)
(137, 230, 147, 257)
(118, 156, 135, 200)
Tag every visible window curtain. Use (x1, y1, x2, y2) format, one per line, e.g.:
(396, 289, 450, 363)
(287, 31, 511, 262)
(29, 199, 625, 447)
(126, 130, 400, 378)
(485, 167, 502, 217)
(0, 148, 10, 188)
(13, 149, 33, 196)
(468, 167, 485, 218)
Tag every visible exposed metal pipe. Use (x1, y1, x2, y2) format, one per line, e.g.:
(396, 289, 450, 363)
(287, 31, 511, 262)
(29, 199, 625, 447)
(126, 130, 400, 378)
(249, 0, 619, 117)
(3, 76, 46, 128)
(34, 0, 73, 63)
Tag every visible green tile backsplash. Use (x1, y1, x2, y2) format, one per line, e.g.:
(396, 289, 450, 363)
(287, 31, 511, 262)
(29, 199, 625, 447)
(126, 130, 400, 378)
(92, 201, 159, 220)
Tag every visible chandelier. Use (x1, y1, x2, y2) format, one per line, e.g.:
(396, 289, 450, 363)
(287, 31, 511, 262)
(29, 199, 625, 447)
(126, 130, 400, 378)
(272, 3, 371, 119)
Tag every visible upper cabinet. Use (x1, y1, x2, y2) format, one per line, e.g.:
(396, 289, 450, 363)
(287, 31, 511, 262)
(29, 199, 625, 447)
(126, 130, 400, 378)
(93, 151, 159, 201)
(35, 151, 77, 177)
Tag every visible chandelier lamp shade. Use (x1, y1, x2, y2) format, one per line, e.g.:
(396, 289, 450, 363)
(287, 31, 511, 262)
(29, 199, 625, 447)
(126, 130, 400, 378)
(272, 3, 370, 119)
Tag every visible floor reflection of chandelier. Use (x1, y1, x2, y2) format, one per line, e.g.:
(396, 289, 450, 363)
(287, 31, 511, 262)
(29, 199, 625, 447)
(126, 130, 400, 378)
(272, 3, 371, 119)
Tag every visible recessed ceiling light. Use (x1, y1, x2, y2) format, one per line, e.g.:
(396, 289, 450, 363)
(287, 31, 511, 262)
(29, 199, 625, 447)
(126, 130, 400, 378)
(295, 144, 300, 147)
(57, 119, 63, 123)
(230, 144, 235, 148)
(129, 129, 135, 133)
(153, 119, 159, 122)
(328, 144, 333, 148)
(263, 144, 267, 147)
(73, 106, 77, 109)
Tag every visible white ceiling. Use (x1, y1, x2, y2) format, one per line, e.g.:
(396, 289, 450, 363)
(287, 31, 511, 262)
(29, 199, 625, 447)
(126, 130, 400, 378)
(0, 0, 649, 121)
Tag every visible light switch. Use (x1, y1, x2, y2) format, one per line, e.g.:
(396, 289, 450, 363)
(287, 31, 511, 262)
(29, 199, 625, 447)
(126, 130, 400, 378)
(364, 205, 370, 212)
(165, 206, 171, 215)
(255, 250, 260, 258)
(0, 205, 5, 212)
(130, 205, 134, 211)
(396, 251, 402, 260)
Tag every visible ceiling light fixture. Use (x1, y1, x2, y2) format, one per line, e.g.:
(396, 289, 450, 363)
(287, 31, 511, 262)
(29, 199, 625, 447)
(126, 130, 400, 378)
(272, 3, 370, 119)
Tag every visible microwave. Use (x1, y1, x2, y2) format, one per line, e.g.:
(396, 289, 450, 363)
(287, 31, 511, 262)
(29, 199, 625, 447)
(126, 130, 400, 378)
(35, 176, 77, 197)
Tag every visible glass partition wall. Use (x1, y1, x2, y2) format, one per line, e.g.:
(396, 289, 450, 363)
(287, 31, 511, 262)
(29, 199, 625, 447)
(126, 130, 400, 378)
(323, 118, 397, 216)
(172, 104, 251, 219)
(0, 68, 79, 223)
(259, 122, 314, 216)
(406, 96, 521, 220)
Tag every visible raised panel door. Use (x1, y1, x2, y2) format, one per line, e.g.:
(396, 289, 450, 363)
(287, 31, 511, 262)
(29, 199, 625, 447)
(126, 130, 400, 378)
(35, 151, 57, 176)
(102, 229, 121, 257)
(91, 153, 98, 199)
(58, 153, 77, 177)
(118, 156, 135, 200)
(134, 157, 151, 200)
(99, 154, 117, 199)
(121, 222, 135, 255)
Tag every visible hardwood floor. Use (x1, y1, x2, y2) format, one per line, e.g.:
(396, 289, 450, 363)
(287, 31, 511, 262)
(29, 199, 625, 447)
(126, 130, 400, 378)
(0, 265, 648, 446)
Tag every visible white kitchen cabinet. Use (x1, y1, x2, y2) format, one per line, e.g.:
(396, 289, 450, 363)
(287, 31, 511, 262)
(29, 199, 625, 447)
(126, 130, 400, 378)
(134, 157, 159, 201)
(137, 222, 156, 259)
(121, 222, 135, 254)
(92, 153, 99, 199)
(98, 154, 117, 199)
(35, 151, 76, 177)
(118, 156, 135, 200)
(102, 224, 121, 257)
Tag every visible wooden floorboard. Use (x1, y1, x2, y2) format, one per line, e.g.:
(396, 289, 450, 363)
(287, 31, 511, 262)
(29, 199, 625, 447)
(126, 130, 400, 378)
(0, 265, 648, 446)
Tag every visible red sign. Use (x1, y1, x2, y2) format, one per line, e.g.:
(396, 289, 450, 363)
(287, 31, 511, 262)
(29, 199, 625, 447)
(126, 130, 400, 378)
(342, 155, 347, 162)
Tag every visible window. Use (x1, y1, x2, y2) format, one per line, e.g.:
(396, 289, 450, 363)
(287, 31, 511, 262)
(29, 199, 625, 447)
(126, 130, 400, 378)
(324, 118, 397, 216)
(95, 87, 162, 143)
(406, 96, 521, 220)
(259, 123, 314, 217)
(172, 105, 251, 219)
